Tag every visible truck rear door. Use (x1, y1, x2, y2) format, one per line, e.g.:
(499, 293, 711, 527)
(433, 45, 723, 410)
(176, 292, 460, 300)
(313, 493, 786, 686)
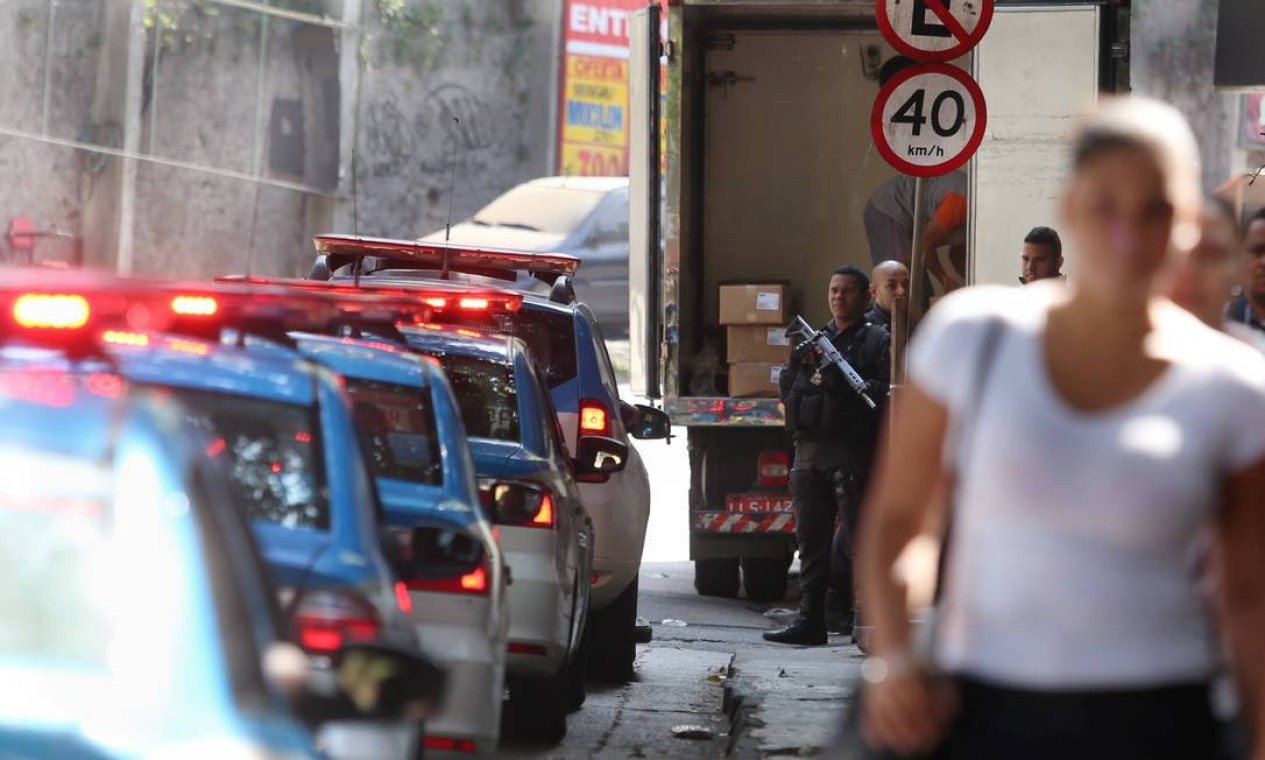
(628, 3, 661, 399)
(969, 4, 1104, 286)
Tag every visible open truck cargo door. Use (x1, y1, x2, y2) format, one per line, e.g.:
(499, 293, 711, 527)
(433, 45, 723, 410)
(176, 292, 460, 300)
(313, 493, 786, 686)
(969, 4, 1102, 287)
(628, 3, 662, 399)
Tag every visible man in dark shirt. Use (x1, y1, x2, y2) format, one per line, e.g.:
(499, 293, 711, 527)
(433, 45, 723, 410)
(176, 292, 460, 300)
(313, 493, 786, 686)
(765, 266, 890, 646)
(1226, 208, 1265, 336)
(865, 260, 909, 329)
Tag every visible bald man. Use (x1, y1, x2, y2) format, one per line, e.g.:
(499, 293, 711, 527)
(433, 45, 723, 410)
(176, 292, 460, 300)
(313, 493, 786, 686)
(864, 260, 909, 329)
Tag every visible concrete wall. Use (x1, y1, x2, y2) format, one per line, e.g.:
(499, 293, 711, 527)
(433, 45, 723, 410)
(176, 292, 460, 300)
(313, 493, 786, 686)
(0, 0, 103, 265)
(1131, 0, 1244, 192)
(352, 0, 561, 240)
(0, 0, 561, 275)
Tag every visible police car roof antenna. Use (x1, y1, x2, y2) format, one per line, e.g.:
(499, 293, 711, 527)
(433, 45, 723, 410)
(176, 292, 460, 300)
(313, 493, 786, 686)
(440, 116, 460, 281)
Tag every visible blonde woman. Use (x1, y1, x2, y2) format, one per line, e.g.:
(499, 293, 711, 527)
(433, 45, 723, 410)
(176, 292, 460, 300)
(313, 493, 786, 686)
(855, 97, 1265, 759)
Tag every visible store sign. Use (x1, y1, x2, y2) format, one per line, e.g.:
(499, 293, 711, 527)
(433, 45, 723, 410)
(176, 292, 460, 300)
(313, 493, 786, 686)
(558, 0, 667, 177)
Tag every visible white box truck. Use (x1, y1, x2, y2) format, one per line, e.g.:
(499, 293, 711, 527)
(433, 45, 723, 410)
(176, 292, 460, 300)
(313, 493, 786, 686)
(626, 0, 1125, 598)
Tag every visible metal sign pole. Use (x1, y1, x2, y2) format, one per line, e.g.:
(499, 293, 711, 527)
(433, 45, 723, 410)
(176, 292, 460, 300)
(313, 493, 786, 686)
(907, 175, 931, 328)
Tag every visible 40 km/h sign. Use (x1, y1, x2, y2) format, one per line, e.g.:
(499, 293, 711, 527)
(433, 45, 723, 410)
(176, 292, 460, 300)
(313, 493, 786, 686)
(870, 63, 987, 178)
(878, 0, 994, 63)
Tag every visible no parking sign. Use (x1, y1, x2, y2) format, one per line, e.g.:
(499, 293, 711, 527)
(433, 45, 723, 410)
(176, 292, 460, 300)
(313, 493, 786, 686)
(878, 0, 994, 63)
(870, 63, 987, 177)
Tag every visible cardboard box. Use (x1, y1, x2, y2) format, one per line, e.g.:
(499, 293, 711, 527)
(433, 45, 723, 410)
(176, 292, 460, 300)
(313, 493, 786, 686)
(729, 362, 783, 398)
(727, 325, 792, 364)
(719, 283, 789, 325)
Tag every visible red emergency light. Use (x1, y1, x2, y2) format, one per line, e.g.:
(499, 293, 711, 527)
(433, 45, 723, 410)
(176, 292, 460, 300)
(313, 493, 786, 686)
(311, 233, 581, 282)
(215, 274, 524, 315)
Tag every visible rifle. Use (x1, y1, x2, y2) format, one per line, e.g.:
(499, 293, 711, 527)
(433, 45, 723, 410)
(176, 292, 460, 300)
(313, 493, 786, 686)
(786, 315, 877, 409)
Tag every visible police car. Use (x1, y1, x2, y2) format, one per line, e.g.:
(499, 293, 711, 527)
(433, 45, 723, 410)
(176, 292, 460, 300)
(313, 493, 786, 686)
(287, 329, 510, 757)
(310, 235, 671, 683)
(0, 273, 443, 760)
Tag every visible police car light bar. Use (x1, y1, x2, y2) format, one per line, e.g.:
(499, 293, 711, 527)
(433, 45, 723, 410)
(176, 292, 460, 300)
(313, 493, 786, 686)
(311, 234, 581, 280)
(162, 281, 434, 340)
(214, 275, 524, 313)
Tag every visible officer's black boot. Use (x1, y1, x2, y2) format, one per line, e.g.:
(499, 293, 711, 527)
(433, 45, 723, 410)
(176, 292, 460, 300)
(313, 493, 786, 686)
(762, 615, 828, 645)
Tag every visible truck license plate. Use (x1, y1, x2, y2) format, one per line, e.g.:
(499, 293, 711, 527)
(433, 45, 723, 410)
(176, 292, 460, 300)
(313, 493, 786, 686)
(726, 493, 793, 514)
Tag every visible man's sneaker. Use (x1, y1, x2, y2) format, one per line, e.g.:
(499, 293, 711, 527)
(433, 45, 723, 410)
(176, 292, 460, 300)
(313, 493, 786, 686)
(762, 617, 828, 646)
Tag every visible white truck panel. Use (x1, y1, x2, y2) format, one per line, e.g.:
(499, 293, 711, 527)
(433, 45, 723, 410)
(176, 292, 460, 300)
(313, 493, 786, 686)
(969, 5, 1101, 287)
(702, 31, 900, 329)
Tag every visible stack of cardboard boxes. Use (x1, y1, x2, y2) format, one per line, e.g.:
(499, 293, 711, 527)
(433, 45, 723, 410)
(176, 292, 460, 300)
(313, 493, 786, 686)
(718, 283, 793, 398)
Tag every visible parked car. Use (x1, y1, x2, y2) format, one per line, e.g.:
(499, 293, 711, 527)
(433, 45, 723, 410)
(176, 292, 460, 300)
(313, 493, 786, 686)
(310, 235, 672, 684)
(420, 176, 630, 336)
(289, 331, 510, 757)
(0, 275, 444, 760)
(402, 322, 611, 744)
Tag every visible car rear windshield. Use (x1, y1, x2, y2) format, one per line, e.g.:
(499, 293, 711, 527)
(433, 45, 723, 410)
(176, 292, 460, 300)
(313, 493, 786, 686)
(470, 185, 605, 236)
(439, 307, 577, 389)
(0, 452, 115, 667)
(166, 388, 330, 531)
(433, 355, 520, 442)
(343, 379, 443, 486)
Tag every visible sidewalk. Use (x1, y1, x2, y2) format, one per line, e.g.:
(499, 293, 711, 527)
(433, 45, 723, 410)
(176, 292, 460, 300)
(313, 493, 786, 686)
(727, 622, 859, 756)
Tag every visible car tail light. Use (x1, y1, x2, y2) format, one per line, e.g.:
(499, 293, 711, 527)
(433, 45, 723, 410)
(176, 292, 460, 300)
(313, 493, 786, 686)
(405, 564, 490, 596)
(531, 492, 554, 527)
(579, 399, 612, 436)
(393, 581, 413, 614)
(577, 398, 614, 483)
(507, 642, 548, 656)
(758, 451, 791, 490)
(424, 737, 476, 754)
(13, 294, 90, 329)
(170, 294, 218, 317)
(291, 590, 381, 654)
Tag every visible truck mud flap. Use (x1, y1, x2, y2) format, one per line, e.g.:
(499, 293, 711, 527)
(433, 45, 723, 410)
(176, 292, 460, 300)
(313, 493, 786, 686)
(693, 511, 795, 534)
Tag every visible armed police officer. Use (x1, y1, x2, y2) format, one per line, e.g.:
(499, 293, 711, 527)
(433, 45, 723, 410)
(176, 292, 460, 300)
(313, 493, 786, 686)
(764, 265, 890, 646)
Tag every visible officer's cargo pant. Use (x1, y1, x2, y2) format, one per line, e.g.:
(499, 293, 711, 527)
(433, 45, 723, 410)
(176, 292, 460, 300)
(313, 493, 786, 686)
(790, 464, 860, 624)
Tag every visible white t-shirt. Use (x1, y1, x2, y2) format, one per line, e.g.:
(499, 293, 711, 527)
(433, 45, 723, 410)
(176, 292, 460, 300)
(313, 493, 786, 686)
(908, 282, 1265, 689)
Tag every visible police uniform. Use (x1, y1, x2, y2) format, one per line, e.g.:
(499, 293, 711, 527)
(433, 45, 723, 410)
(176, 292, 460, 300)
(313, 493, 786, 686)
(768, 317, 889, 644)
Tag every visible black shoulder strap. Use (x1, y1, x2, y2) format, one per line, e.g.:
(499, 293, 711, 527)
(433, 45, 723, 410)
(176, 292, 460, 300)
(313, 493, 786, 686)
(932, 317, 1006, 605)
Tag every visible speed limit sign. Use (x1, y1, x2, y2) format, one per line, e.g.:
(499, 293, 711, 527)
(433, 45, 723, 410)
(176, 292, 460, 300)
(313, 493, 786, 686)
(870, 63, 986, 177)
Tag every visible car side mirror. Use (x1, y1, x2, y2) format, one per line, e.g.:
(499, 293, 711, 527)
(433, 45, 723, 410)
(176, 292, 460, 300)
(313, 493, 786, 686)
(574, 435, 628, 475)
(277, 641, 446, 727)
(486, 481, 550, 525)
(621, 402, 671, 440)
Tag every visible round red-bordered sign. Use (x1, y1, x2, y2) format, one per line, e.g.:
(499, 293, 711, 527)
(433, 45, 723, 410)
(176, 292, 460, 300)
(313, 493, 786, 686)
(870, 63, 987, 177)
(877, 0, 994, 63)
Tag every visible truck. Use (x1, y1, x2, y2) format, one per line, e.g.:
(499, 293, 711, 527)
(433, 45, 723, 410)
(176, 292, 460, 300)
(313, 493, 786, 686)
(625, 0, 1128, 599)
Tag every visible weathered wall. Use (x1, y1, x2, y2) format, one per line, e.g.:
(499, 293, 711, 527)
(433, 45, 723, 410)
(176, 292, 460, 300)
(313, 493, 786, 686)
(130, 4, 317, 277)
(0, 0, 103, 265)
(0, 0, 561, 275)
(1131, 0, 1243, 191)
(353, 0, 561, 239)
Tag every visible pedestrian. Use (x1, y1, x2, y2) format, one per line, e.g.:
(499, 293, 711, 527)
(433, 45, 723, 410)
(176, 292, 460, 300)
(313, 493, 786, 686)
(765, 265, 890, 646)
(863, 57, 968, 295)
(852, 96, 1265, 759)
(1018, 226, 1064, 284)
(866, 261, 910, 330)
(1225, 207, 1265, 338)
(1169, 197, 1242, 329)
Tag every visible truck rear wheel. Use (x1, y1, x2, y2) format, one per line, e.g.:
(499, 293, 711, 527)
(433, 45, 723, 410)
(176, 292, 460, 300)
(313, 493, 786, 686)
(694, 557, 740, 597)
(740, 556, 791, 602)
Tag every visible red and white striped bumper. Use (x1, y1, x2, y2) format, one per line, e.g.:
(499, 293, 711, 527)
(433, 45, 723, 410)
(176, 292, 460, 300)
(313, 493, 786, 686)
(692, 511, 796, 533)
